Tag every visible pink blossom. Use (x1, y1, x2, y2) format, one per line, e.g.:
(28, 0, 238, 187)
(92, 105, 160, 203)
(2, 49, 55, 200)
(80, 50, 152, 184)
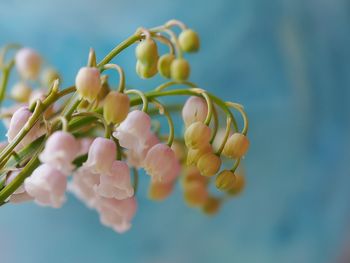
(94, 161, 134, 200)
(24, 164, 67, 208)
(77, 137, 94, 156)
(75, 67, 102, 102)
(84, 137, 116, 174)
(96, 196, 137, 233)
(39, 131, 80, 174)
(15, 48, 42, 80)
(144, 143, 181, 183)
(182, 96, 208, 127)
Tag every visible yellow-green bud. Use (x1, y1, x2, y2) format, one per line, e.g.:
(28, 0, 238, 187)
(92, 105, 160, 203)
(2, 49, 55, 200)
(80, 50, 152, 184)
(41, 68, 60, 87)
(197, 152, 221, 177)
(184, 121, 211, 149)
(202, 197, 221, 215)
(223, 133, 250, 159)
(103, 91, 130, 124)
(135, 38, 159, 67)
(11, 82, 32, 103)
(179, 29, 200, 53)
(136, 60, 158, 79)
(186, 143, 212, 166)
(183, 182, 208, 207)
(215, 170, 236, 191)
(170, 58, 190, 81)
(157, 54, 175, 78)
(227, 174, 245, 196)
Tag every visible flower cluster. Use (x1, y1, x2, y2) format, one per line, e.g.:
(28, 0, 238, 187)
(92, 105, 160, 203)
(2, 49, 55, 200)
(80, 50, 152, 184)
(0, 20, 249, 233)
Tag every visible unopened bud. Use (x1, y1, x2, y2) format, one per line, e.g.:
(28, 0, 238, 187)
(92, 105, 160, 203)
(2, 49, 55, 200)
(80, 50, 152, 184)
(181, 166, 208, 190)
(148, 181, 174, 201)
(15, 48, 42, 80)
(202, 197, 221, 215)
(171, 141, 186, 163)
(178, 29, 200, 53)
(157, 54, 175, 78)
(135, 38, 158, 67)
(215, 170, 236, 191)
(11, 82, 32, 102)
(197, 152, 221, 177)
(136, 60, 158, 79)
(103, 91, 130, 124)
(184, 121, 211, 149)
(223, 133, 250, 159)
(75, 67, 102, 102)
(183, 182, 208, 207)
(186, 143, 212, 166)
(170, 58, 190, 81)
(227, 174, 245, 196)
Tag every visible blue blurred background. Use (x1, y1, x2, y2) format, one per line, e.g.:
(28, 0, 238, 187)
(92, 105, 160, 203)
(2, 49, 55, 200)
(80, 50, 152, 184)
(1, 0, 350, 262)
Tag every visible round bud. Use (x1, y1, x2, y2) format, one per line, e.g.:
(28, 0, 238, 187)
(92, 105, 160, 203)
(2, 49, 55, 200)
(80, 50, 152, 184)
(148, 181, 174, 201)
(41, 68, 60, 87)
(182, 96, 208, 127)
(223, 133, 250, 159)
(202, 197, 221, 215)
(227, 174, 245, 196)
(15, 48, 42, 80)
(184, 121, 211, 149)
(11, 82, 32, 102)
(186, 143, 212, 166)
(136, 60, 158, 79)
(103, 91, 130, 124)
(215, 170, 236, 191)
(135, 38, 158, 67)
(197, 152, 221, 177)
(170, 58, 190, 81)
(181, 166, 208, 190)
(178, 29, 200, 53)
(75, 67, 102, 102)
(157, 54, 175, 78)
(183, 182, 208, 207)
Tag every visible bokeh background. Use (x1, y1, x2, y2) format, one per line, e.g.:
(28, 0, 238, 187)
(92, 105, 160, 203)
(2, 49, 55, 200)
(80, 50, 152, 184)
(1, 0, 350, 262)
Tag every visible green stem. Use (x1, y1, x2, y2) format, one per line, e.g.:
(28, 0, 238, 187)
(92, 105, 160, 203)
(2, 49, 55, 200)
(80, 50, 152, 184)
(226, 102, 249, 135)
(0, 60, 15, 108)
(132, 168, 139, 195)
(216, 117, 232, 155)
(210, 105, 219, 143)
(103, 64, 126, 93)
(231, 158, 241, 173)
(126, 89, 149, 112)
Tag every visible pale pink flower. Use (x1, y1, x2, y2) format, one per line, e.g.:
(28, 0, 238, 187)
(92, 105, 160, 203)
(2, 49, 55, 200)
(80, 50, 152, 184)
(15, 48, 42, 80)
(96, 196, 137, 233)
(84, 137, 116, 174)
(6, 106, 41, 150)
(68, 167, 99, 208)
(144, 143, 181, 183)
(113, 110, 153, 151)
(94, 161, 134, 200)
(39, 131, 80, 174)
(182, 96, 208, 127)
(5, 169, 33, 204)
(75, 67, 102, 102)
(24, 164, 67, 208)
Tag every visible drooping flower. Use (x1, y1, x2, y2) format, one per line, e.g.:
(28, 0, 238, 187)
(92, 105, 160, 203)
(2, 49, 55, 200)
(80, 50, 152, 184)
(103, 91, 130, 124)
(144, 143, 181, 183)
(96, 196, 137, 233)
(84, 137, 116, 174)
(15, 48, 42, 80)
(5, 169, 33, 204)
(182, 96, 208, 127)
(39, 131, 80, 174)
(24, 164, 67, 208)
(113, 110, 153, 151)
(94, 161, 134, 200)
(75, 67, 102, 102)
(6, 106, 42, 150)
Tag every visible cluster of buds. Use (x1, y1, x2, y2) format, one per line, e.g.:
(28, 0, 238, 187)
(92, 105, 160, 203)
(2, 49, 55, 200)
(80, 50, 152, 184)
(0, 20, 249, 233)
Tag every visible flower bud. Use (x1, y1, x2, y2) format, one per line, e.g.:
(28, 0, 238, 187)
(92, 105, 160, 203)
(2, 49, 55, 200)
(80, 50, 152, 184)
(182, 96, 208, 127)
(75, 67, 102, 102)
(171, 141, 186, 163)
(183, 182, 208, 207)
(136, 60, 158, 79)
(41, 68, 60, 87)
(202, 197, 221, 215)
(157, 54, 175, 78)
(215, 170, 236, 191)
(186, 143, 212, 166)
(223, 133, 250, 159)
(15, 48, 42, 80)
(135, 38, 158, 67)
(178, 29, 200, 53)
(227, 174, 245, 196)
(184, 121, 211, 149)
(148, 180, 174, 201)
(170, 58, 190, 81)
(103, 91, 130, 124)
(181, 166, 208, 190)
(197, 152, 221, 177)
(11, 82, 32, 102)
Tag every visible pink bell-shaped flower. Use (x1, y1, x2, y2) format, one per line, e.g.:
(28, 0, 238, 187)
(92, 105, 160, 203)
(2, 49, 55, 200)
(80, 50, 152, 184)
(84, 137, 116, 174)
(96, 196, 137, 233)
(113, 110, 152, 151)
(39, 131, 80, 174)
(24, 164, 67, 208)
(182, 96, 208, 127)
(15, 48, 42, 80)
(94, 161, 134, 200)
(144, 143, 181, 183)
